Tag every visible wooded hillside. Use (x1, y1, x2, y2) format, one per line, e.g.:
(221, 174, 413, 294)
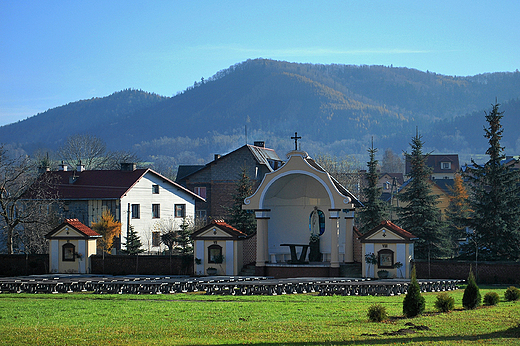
(1, 59, 519, 170)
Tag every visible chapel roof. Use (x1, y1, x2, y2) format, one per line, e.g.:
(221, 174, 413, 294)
(359, 220, 417, 242)
(46, 218, 101, 239)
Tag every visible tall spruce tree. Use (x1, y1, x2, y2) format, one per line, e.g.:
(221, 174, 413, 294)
(358, 141, 389, 233)
(397, 131, 444, 260)
(463, 102, 520, 260)
(227, 167, 256, 235)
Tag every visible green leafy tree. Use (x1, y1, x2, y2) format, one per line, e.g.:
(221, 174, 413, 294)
(397, 131, 444, 260)
(358, 141, 389, 234)
(121, 225, 144, 255)
(227, 167, 256, 235)
(403, 266, 425, 317)
(463, 102, 520, 260)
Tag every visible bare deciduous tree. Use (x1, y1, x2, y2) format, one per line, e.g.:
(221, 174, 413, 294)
(58, 133, 140, 170)
(314, 153, 362, 197)
(0, 146, 61, 254)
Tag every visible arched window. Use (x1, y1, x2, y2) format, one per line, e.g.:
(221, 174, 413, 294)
(208, 244, 223, 263)
(62, 243, 75, 262)
(378, 249, 394, 268)
(309, 208, 325, 235)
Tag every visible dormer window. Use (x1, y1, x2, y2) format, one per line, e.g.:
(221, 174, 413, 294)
(441, 162, 451, 170)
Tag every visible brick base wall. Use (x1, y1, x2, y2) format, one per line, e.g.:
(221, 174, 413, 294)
(90, 255, 193, 276)
(413, 260, 520, 284)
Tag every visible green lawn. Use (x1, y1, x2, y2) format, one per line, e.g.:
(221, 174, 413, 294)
(0, 287, 518, 345)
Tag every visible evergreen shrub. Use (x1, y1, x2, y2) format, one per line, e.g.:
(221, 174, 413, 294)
(483, 292, 500, 306)
(403, 266, 425, 317)
(434, 292, 455, 312)
(462, 270, 481, 310)
(367, 303, 388, 322)
(504, 286, 520, 302)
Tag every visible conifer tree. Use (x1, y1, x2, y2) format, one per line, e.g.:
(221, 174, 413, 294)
(227, 167, 256, 235)
(462, 268, 481, 309)
(397, 131, 444, 260)
(358, 141, 389, 233)
(403, 266, 425, 317)
(121, 225, 144, 255)
(176, 217, 194, 254)
(464, 102, 520, 260)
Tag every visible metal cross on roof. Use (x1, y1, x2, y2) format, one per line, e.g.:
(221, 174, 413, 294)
(291, 132, 301, 150)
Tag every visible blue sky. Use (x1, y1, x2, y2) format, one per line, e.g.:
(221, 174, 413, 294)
(1, 0, 519, 126)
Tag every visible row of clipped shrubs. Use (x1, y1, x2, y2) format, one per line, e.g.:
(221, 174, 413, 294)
(367, 267, 520, 322)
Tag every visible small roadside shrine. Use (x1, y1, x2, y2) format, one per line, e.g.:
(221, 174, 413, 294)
(46, 219, 101, 274)
(358, 220, 417, 279)
(191, 220, 253, 276)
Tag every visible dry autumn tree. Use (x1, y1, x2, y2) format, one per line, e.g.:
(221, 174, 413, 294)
(91, 210, 121, 254)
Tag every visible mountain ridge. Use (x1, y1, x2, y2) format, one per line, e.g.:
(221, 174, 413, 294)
(1, 59, 519, 171)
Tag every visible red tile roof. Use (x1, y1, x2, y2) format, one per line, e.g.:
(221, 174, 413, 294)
(46, 218, 101, 238)
(359, 220, 417, 241)
(191, 219, 248, 239)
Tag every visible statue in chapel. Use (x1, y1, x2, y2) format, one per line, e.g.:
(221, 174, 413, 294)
(309, 207, 323, 262)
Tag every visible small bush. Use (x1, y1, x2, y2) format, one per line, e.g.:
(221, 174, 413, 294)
(403, 266, 425, 317)
(462, 269, 481, 310)
(483, 292, 500, 306)
(367, 303, 388, 322)
(434, 292, 455, 312)
(504, 286, 520, 302)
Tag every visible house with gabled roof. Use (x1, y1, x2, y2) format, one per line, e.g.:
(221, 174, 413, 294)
(32, 163, 204, 254)
(406, 154, 460, 180)
(176, 141, 283, 221)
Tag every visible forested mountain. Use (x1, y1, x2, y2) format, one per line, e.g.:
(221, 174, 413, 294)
(1, 59, 519, 171)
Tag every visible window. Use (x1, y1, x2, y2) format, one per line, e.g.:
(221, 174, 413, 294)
(196, 209, 207, 220)
(152, 204, 160, 218)
(175, 204, 186, 218)
(208, 244, 223, 263)
(131, 204, 140, 219)
(152, 231, 161, 247)
(378, 249, 394, 268)
(194, 186, 207, 199)
(152, 185, 159, 194)
(441, 162, 451, 170)
(62, 243, 75, 262)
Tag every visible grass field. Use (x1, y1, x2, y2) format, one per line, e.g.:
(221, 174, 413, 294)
(0, 287, 518, 345)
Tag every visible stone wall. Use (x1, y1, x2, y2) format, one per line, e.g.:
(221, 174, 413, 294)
(90, 255, 193, 276)
(413, 260, 520, 284)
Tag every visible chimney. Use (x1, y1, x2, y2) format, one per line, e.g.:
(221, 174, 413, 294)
(121, 162, 136, 171)
(214, 154, 221, 161)
(254, 141, 265, 148)
(77, 160, 85, 172)
(59, 161, 68, 171)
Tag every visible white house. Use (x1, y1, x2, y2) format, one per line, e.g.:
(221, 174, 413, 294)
(35, 163, 205, 253)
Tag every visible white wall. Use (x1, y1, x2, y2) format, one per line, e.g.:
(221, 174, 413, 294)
(121, 172, 196, 253)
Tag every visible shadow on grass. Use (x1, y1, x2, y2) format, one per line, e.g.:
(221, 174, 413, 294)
(221, 323, 520, 345)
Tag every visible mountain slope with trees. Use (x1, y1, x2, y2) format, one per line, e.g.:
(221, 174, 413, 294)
(1, 59, 519, 170)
